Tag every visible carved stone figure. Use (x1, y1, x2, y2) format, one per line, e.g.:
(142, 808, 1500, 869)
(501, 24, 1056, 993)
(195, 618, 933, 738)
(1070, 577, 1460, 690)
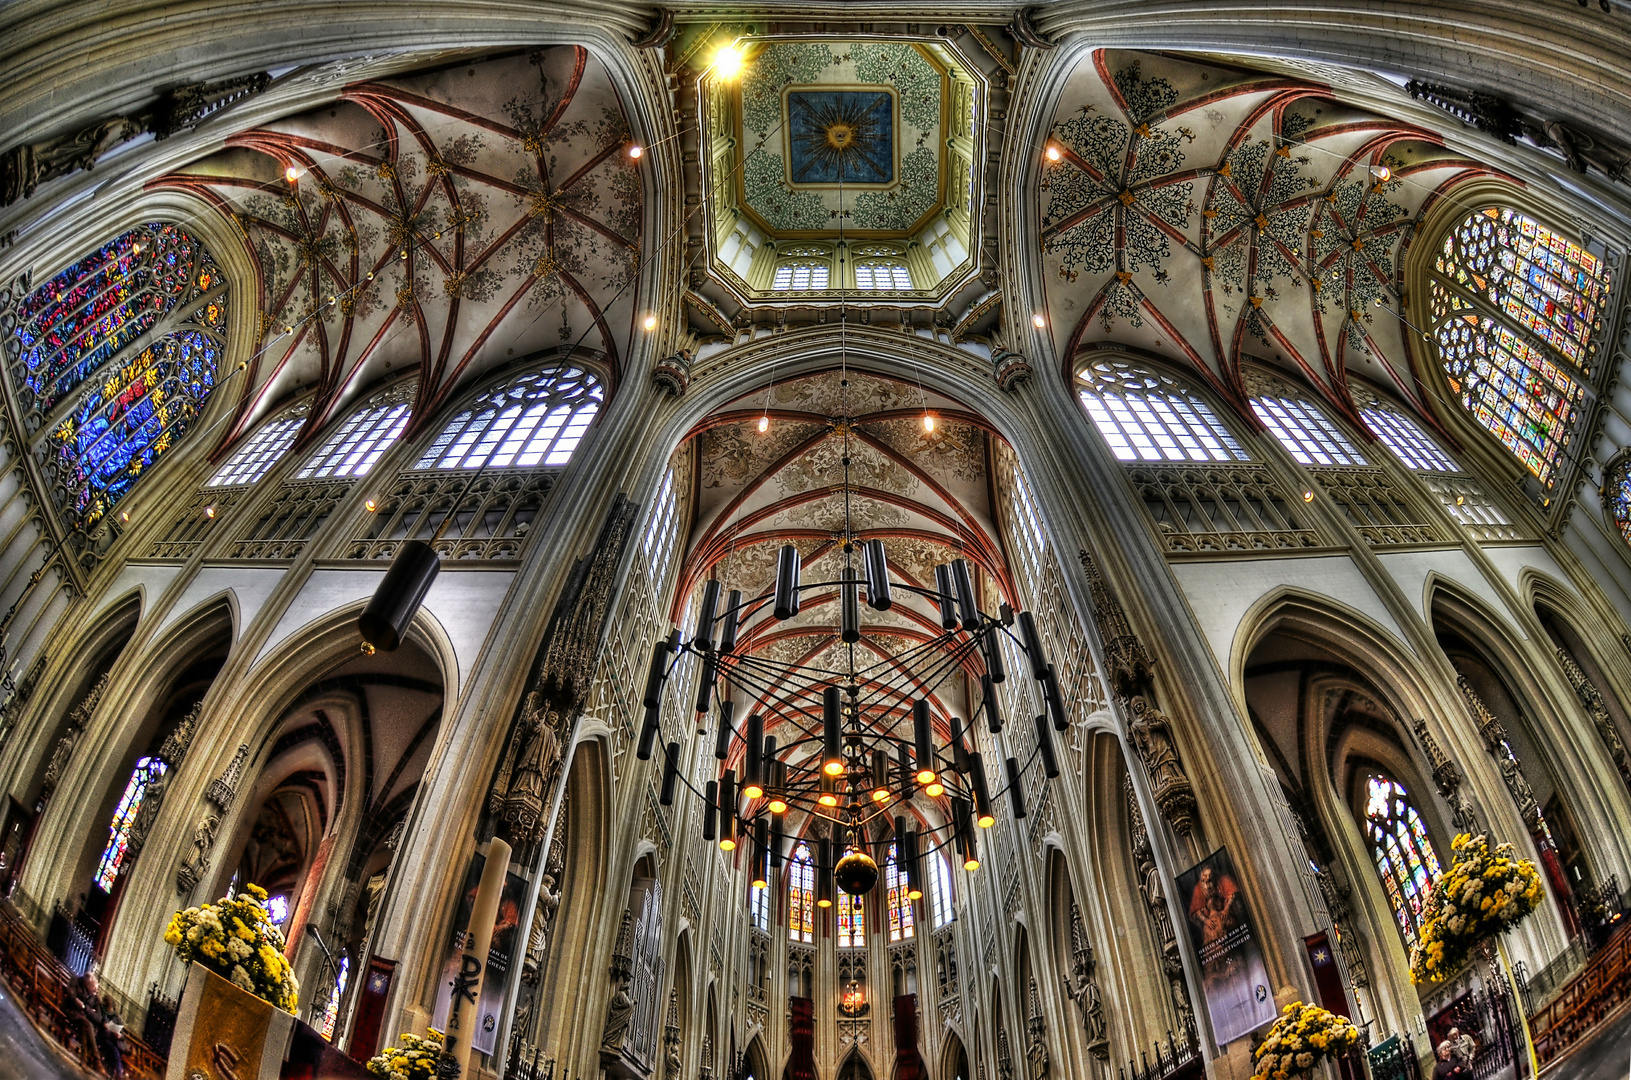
(1126, 775, 1197, 1044)
(662, 989, 682, 1080)
(600, 910, 637, 1057)
(175, 811, 220, 893)
(1410, 717, 1481, 832)
(1406, 79, 1629, 179)
(1061, 901, 1109, 1059)
(40, 672, 109, 801)
(158, 702, 203, 767)
(124, 771, 167, 864)
(1555, 648, 1631, 787)
(1126, 696, 1198, 836)
(523, 872, 560, 983)
(1079, 551, 1154, 697)
(1456, 677, 1543, 828)
(1025, 979, 1050, 1080)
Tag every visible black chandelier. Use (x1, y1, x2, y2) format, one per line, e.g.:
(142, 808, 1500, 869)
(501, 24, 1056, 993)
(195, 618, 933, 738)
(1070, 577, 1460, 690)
(635, 430, 1069, 911)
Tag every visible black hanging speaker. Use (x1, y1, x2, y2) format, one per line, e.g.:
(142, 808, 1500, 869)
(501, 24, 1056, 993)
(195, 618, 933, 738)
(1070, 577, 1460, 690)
(359, 540, 440, 651)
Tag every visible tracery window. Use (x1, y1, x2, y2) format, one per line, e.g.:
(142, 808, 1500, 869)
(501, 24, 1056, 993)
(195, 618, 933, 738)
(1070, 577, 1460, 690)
(789, 842, 815, 943)
(1428, 207, 1612, 489)
(1003, 461, 1048, 597)
(295, 391, 412, 480)
(1358, 399, 1460, 473)
(1363, 775, 1442, 945)
(885, 843, 915, 941)
(1075, 359, 1248, 463)
(771, 247, 832, 291)
(416, 365, 602, 471)
(644, 468, 681, 587)
(837, 888, 866, 948)
(1605, 454, 1631, 547)
(318, 955, 349, 1040)
(750, 874, 771, 932)
(1250, 388, 1367, 467)
(9, 223, 227, 532)
(207, 406, 308, 487)
(928, 851, 954, 929)
(93, 756, 166, 891)
(852, 246, 913, 291)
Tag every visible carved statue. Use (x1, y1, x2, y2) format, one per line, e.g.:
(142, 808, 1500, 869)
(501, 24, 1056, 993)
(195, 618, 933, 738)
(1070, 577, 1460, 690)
(1061, 901, 1110, 1059)
(1080, 551, 1154, 697)
(40, 672, 110, 801)
(1025, 979, 1050, 1080)
(1406, 78, 1630, 180)
(600, 910, 637, 1058)
(1126, 775, 1197, 1044)
(1555, 648, 1631, 786)
(1410, 717, 1481, 832)
(1456, 677, 1543, 829)
(175, 811, 220, 893)
(1126, 696, 1198, 837)
(124, 771, 167, 864)
(662, 989, 682, 1080)
(523, 872, 560, 983)
(494, 690, 563, 840)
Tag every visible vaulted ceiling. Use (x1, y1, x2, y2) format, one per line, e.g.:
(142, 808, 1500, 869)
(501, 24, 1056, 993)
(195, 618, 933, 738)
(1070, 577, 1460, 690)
(677, 369, 1015, 766)
(1040, 49, 1495, 431)
(160, 47, 642, 449)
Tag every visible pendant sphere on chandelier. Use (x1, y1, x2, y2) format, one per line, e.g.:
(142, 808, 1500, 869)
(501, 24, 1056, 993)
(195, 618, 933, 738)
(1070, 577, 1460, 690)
(834, 848, 880, 896)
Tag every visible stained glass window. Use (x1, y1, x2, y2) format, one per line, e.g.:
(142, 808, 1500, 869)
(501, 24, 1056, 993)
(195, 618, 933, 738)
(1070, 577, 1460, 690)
(837, 886, 866, 948)
(1364, 775, 1442, 945)
(789, 842, 815, 943)
(415, 365, 602, 470)
(208, 408, 307, 487)
(885, 843, 915, 942)
(9, 223, 227, 532)
(1076, 360, 1248, 463)
(928, 851, 954, 929)
(1360, 401, 1460, 473)
(1429, 207, 1611, 489)
(750, 874, 771, 932)
(266, 895, 290, 926)
(318, 955, 349, 1040)
(295, 394, 411, 479)
(1606, 457, 1631, 547)
(93, 756, 166, 891)
(1251, 392, 1367, 466)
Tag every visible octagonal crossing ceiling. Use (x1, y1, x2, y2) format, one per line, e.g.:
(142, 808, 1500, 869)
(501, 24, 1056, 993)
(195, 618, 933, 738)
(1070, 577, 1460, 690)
(676, 368, 1015, 767)
(160, 47, 643, 447)
(1039, 49, 1497, 430)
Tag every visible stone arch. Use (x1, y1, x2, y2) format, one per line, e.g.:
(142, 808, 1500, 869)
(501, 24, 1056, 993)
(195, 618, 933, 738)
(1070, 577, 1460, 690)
(938, 1028, 970, 1080)
(1526, 571, 1631, 801)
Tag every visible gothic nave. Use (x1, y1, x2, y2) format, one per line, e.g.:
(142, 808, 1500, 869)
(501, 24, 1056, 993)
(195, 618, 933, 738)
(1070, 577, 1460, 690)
(1, 5, 1631, 1080)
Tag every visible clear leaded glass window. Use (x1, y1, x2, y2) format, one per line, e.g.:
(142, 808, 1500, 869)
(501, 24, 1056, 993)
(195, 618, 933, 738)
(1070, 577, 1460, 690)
(928, 851, 954, 929)
(837, 886, 866, 948)
(788, 842, 815, 943)
(1075, 359, 1248, 462)
(750, 875, 771, 932)
(207, 406, 308, 487)
(885, 843, 915, 941)
(853, 246, 913, 291)
(93, 756, 166, 891)
(296, 394, 411, 479)
(1364, 775, 1442, 945)
(644, 468, 681, 588)
(1250, 389, 1367, 466)
(1428, 207, 1612, 489)
(1359, 400, 1460, 473)
(8, 223, 227, 531)
(415, 364, 602, 470)
(771, 247, 833, 292)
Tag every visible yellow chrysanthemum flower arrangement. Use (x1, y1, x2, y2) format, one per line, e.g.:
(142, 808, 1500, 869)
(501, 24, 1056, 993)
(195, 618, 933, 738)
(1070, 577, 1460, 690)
(1409, 833, 1544, 984)
(1252, 1001, 1360, 1080)
(366, 1029, 445, 1080)
(164, 883, 300, 1013)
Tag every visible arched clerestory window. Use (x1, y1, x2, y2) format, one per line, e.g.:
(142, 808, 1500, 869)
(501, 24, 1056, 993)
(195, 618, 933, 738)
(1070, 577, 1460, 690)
(414, 363, 602, 471)
(1248, 374, 1366, 466)
(885, 843, 915, 941)
(296, 384, 414, 479)
(837, 886, 866, 948)
(789, 841, 815, 943)
(207, 403, 309, 487)
(927, 849, 954, 929)
(1427, 207, 1612, 490)
(1363, 774, 1442, 945)
(1075, 359, 1248, 462)
(750, 872, 771, 932)
(7, 223, 228, 534)
(1605, 452, 1631, 548)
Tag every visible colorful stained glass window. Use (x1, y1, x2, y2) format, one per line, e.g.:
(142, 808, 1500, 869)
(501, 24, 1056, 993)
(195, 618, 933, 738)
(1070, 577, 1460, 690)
(1429, 208, 1611, 489)
(9, 224, 227, 532)
(750, 874, 771, 932)
(93, 756, 166, 891)
(266, 895, 290, 925)
(837, 885, 866, 948)
(1364, 775, 1442, 945)
(1606, 457, 1631, 547)
(318, 955, 349, 1040)
(929, 852, 954, 929)
(885, 844, 915, 942)
(789, 842, 815, 943)
(416, 365, 602, 471)
(1076, 360, 1248, 463)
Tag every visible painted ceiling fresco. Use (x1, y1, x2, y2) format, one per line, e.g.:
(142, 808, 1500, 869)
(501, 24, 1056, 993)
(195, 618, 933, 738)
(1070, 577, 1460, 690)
(1040, 50, 1491, 428)
(731, 40, 952, 236)
(678, 369, 1013, 759)
(161, 47, 642, 448)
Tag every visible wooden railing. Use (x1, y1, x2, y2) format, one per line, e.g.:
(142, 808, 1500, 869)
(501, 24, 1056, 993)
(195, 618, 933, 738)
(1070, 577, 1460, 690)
(1529, 919, 1631, 1067)
(0, 903, 166, 1079)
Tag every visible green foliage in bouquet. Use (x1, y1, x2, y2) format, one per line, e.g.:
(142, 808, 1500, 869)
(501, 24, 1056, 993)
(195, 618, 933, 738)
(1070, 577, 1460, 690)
(1252, 1001, 1361, 1080)
(164, 883, 299, 1012)
(366, 1029, 445, 1080)
(1410, 833, 1544, 984)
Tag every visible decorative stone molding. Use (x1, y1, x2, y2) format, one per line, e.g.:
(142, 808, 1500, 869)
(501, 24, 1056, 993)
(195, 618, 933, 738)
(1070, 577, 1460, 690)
(652, 348, 694, 397)
(630, 8, 675, 49)
(1455, 676, 1544, 833)
(0, 73, 271, 205)
(992, 347, 1033, 392)
(1406, 80, 1629, 181)
(1554, 648, 1631, 790)
(1126, 774, 1198, 1045)
(1009, 8, 1056, 50)
(1311, 866, 1369, 990)
(125, 702, 204, 865)
(1410, 717, 1481, 832)
(1079, 551, 1153, 699)
(176, 742, 248, 893)
(204, 742, 250, 812)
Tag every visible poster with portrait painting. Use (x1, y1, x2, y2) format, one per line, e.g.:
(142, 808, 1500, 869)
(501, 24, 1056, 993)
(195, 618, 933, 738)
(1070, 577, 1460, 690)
(1174, 847, 1277, 1044)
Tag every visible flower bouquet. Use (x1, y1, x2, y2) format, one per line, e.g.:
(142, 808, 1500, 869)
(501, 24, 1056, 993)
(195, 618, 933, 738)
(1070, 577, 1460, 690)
(1252, 1001, 1360, 1080)
(1409, 833, 1544, 984)
(164, 883, 300, 1012)
(366, 1029, 445, 1080)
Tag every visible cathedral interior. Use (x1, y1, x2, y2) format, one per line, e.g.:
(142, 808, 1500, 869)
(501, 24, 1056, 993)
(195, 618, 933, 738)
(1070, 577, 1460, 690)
(2, 3, 1631, 1079)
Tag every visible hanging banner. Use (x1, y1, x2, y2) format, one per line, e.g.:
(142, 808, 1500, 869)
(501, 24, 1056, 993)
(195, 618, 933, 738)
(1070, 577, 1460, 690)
(1302, 931, 1351, 1019)
(1175, 847, 1276, 1044)
(432, 853, 528, 1056)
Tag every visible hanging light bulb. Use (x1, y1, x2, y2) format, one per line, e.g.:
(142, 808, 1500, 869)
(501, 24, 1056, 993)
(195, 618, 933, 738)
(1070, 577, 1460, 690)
(925, 779, 945, 797)
(643, 314, 658, 330)
(628, 144, 644, 159)
(285, 164, 300, 183)
(1044, 143, 1062, 162)
(1372, 164, 1392, 183)
(757, 414, 770, 433)
(204, 505, 216, 519)
(922, 413, 935, 433)
(714, 45, 744, 78)
(1032, 312, 1046, 328)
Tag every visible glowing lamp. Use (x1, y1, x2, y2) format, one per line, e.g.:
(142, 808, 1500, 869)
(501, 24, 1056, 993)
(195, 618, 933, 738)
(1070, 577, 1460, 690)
(817, 897, 833, 908)
(871, 788, 890, 803)
(818, 791, 839, 807)
(204, 505, 216, 519)
(719, 837, 736, 851)
(714, 45, 744, 78)
(977, 810, 995, 829)
(751, 872, 767, 889)
(1045, 144, 1062, 162)
(916, 768, 936, 785)
(757, 415, 770, 433)
(963, 856, 981, 871)
(1302, 490, 1315, 502)
(629, 144, 644, 159)
(743, 782, 765, 800)
(925, 781, 945, 798)
(1372, 164, 1392, 183)
(365, 498, 378, 513)
(1032, 313, 1046, 328)
(643, 314, 658, 330)
(285, 165, 300, 183)
(908, 885, 923, 900)
(923, 414, 935, 432)
(769, 795, 789, 814)
(823, 759, 845, 777)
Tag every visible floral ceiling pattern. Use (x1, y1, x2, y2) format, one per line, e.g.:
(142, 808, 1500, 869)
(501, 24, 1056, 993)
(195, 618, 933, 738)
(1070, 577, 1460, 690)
(161, 47, 642, 446)
(1041, 50, 1488, 423)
